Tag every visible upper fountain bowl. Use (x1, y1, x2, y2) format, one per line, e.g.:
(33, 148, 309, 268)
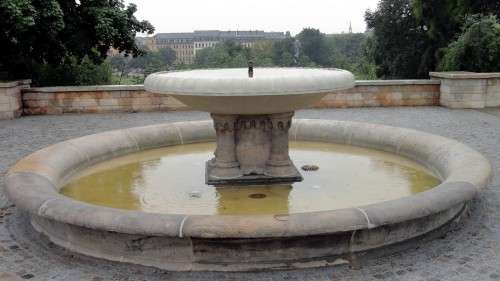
(144, 68, 355, 114)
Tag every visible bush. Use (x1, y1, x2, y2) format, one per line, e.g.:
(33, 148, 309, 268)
(439, 16, 500, 72)
(32, 56, 112, 87)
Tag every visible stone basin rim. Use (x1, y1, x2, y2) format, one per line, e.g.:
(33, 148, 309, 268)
(5, 119, 492, 239)
(144, 67, 356, 96)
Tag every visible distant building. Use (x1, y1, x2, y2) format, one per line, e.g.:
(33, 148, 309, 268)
(138, 30, 287, 64)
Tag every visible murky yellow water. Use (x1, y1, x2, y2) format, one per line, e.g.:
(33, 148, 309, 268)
(61, 142, 441, 215)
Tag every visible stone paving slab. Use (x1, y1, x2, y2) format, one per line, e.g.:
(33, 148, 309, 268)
(0, 107, 499, 280)
(479, 107, 500, 118)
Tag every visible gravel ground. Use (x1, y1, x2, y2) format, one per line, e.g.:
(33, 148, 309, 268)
(0, 107, 499, 281)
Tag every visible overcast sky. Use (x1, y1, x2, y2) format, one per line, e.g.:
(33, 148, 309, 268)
(126, 0, 380, 35)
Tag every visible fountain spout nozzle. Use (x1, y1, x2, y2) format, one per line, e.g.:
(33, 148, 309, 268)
(248, 60, 254, 78)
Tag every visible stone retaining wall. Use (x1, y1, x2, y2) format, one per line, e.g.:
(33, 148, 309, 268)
(315, 80, 440, 108)
(0, 80, 30, 119)
(21, 80, 440, 116)
(22, 85, 188, 115)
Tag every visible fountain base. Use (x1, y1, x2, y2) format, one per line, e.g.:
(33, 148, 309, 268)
(205, 159, 302, 185)
(207, 112, 303, 186)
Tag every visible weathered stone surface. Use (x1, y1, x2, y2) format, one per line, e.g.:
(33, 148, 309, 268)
(22, 86, 189, 115)
(0, 80, 30, 120)
(430, 71, 500, 108)
(21, 80, 445, 116)
(0, 108, 499, 279)
(207, 112, 302, 185)
(3, 117, 491, 271)
(315, 81, 440, 109)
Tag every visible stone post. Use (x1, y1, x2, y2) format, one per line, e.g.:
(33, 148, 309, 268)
(430, 72, 500, 109)
(210, 114, 242, 179)
(0, 80, 30, 120)
(265, 112, 296, 177)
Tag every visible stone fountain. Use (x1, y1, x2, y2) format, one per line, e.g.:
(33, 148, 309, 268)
(5, 67, 491, 271)
(145, 67, 355, 185)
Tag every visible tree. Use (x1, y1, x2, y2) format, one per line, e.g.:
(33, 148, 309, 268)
(457, 0, 500, 18)
(439, 15, 500, 72)
(109, 47, 177, 84)
(412, 0, 500, 73)
(271, 38, 296, 66)
(32, 56, 112, 86)
(251, 41, 275, 67)
(296, 28, 330, 66)
(194, 40, 250, 68)
(0, 0, 154, 81)
(157, 48, 177, 66)
(325, 33, 367, 68)
(365, 0, 430, 78)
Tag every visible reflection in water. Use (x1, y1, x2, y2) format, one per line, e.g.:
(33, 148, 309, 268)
(216, 185, 291, 215)
(62, 162, 144, 210)
(61, 142, 441, 215)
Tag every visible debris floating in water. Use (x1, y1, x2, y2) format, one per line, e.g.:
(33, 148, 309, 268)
(301, 165, 319, 171)
(189, 191, 202, 198)
(248, 193, 267, 199)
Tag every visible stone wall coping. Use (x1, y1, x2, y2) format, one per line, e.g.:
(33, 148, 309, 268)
(24, 84, 145, 93)
(430, 71, 500, 79)
(5, 119, 492, 239)
(355, 80, 440, 86)
(0, 79, 31, 88)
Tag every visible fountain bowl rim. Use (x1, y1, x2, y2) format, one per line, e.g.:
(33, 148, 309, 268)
(144, 67, 355, 97)
(5, 119, 491, 239)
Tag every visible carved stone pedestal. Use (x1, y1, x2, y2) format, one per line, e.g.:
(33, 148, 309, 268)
(206, 112, 303, 186)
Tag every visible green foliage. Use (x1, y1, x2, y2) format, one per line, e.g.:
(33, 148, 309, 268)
(251, 41, 275, 67)
(366, 0, 499, 78)
(366, 0, 430, 78)
(0, 0, 154, 82)
(410, 0, 499, 74)
(323, 33, 376, 79)
(412, 0, 466, 72)
(439, 16, 500, 72)
(297, 28, 330, 66)
(194, 40, 250, 68)
(271, 38, 296, 66)
(192, 29, 376, 80)
(108, 47, 176, 84)
(32, 56, 112, 86)
(326, 33, 366, 67)
(456, 0, 500, 18)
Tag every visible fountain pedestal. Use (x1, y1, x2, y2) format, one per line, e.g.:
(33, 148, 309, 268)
(144, 67, 356, 186)
(207, 112, 302, 185)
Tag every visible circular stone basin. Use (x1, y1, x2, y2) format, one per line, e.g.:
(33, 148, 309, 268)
(144, 68, 355, 114)
(60, 142, 440, 216)
(5, 120, 492, 272)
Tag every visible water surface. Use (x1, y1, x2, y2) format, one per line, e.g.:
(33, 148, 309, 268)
(61, 142, 440, 215)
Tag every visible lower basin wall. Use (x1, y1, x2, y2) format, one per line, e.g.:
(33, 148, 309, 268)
(21, 80, 440, 116)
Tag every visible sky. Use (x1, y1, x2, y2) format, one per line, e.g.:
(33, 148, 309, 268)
(126, 0, 380, 36)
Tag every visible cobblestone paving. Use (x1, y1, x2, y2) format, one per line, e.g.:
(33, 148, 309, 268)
(0, 107, 499, 281)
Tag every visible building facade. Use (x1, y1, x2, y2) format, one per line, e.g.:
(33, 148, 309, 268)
(139, 30, 287, 64)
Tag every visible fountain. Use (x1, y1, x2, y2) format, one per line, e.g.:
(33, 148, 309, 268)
(5, 67, 492, 271)
(145, 67, 355, 185)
